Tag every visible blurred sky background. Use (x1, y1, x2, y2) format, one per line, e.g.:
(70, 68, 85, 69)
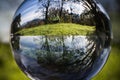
(0, 0, 120, 43)
(0, 0, 24, 43)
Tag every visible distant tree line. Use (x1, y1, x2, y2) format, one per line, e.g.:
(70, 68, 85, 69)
(16, 0, 96, 30)
(38, 0, 95, 25)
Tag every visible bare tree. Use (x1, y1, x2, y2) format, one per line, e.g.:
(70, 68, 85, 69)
(59, 0, 65, 18)
(38, 0, 51, 24)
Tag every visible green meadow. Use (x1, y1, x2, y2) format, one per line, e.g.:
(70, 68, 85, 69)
(17, 23, 95, 36)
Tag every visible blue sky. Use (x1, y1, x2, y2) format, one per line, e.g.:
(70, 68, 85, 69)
(16, 0, 39, 25)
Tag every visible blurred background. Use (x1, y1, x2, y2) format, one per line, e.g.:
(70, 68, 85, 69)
(0, 0, 120, 80)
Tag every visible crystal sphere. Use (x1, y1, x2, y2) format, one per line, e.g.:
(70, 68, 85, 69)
(10, 0, 112, 80)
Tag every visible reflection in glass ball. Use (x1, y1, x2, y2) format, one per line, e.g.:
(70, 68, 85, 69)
(10, 0, 112, 80)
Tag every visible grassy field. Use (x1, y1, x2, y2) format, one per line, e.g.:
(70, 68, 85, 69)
(0, 43, 29, 80)
(17, 23, 95, 36)
(0, 43, 120, 80)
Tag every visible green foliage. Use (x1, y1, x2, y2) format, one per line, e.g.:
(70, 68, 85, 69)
(17, 23, 95, 36)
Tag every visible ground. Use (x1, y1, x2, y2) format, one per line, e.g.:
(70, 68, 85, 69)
(17, 23, 95, 36)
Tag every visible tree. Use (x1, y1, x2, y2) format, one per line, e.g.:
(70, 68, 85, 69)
(82, 0, 112, 48)
(11, 36, 20, 51)
(59, 0, 65, 18)
(38, 0, 51, 24)
(11, 13, 21, 34)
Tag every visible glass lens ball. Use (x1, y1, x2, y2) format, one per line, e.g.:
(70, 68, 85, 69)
(10, 0, 112, 80)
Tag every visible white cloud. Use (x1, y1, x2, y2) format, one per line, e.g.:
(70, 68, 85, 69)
(63, 1, 85, 15)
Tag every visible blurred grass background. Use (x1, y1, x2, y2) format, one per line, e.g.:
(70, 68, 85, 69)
(0, 0, 120, 80)
(0, 14, 120, 80)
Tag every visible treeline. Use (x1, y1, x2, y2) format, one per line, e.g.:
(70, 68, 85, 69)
(22, 7, 95, 29)
(11, 0, 96, 34)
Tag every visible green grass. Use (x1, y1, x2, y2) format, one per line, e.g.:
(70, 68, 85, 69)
(17, 23, 95, 36)
(0, 43, 120, 80)
(92, 45, 120, 80)
(0, 43, 29, 80)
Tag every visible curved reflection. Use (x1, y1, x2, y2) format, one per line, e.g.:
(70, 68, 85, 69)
(11, 0, 96, 32)
(11, 0, 111, 47)
(10, 0, 112, 80)
(11, 35, 110, 80)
